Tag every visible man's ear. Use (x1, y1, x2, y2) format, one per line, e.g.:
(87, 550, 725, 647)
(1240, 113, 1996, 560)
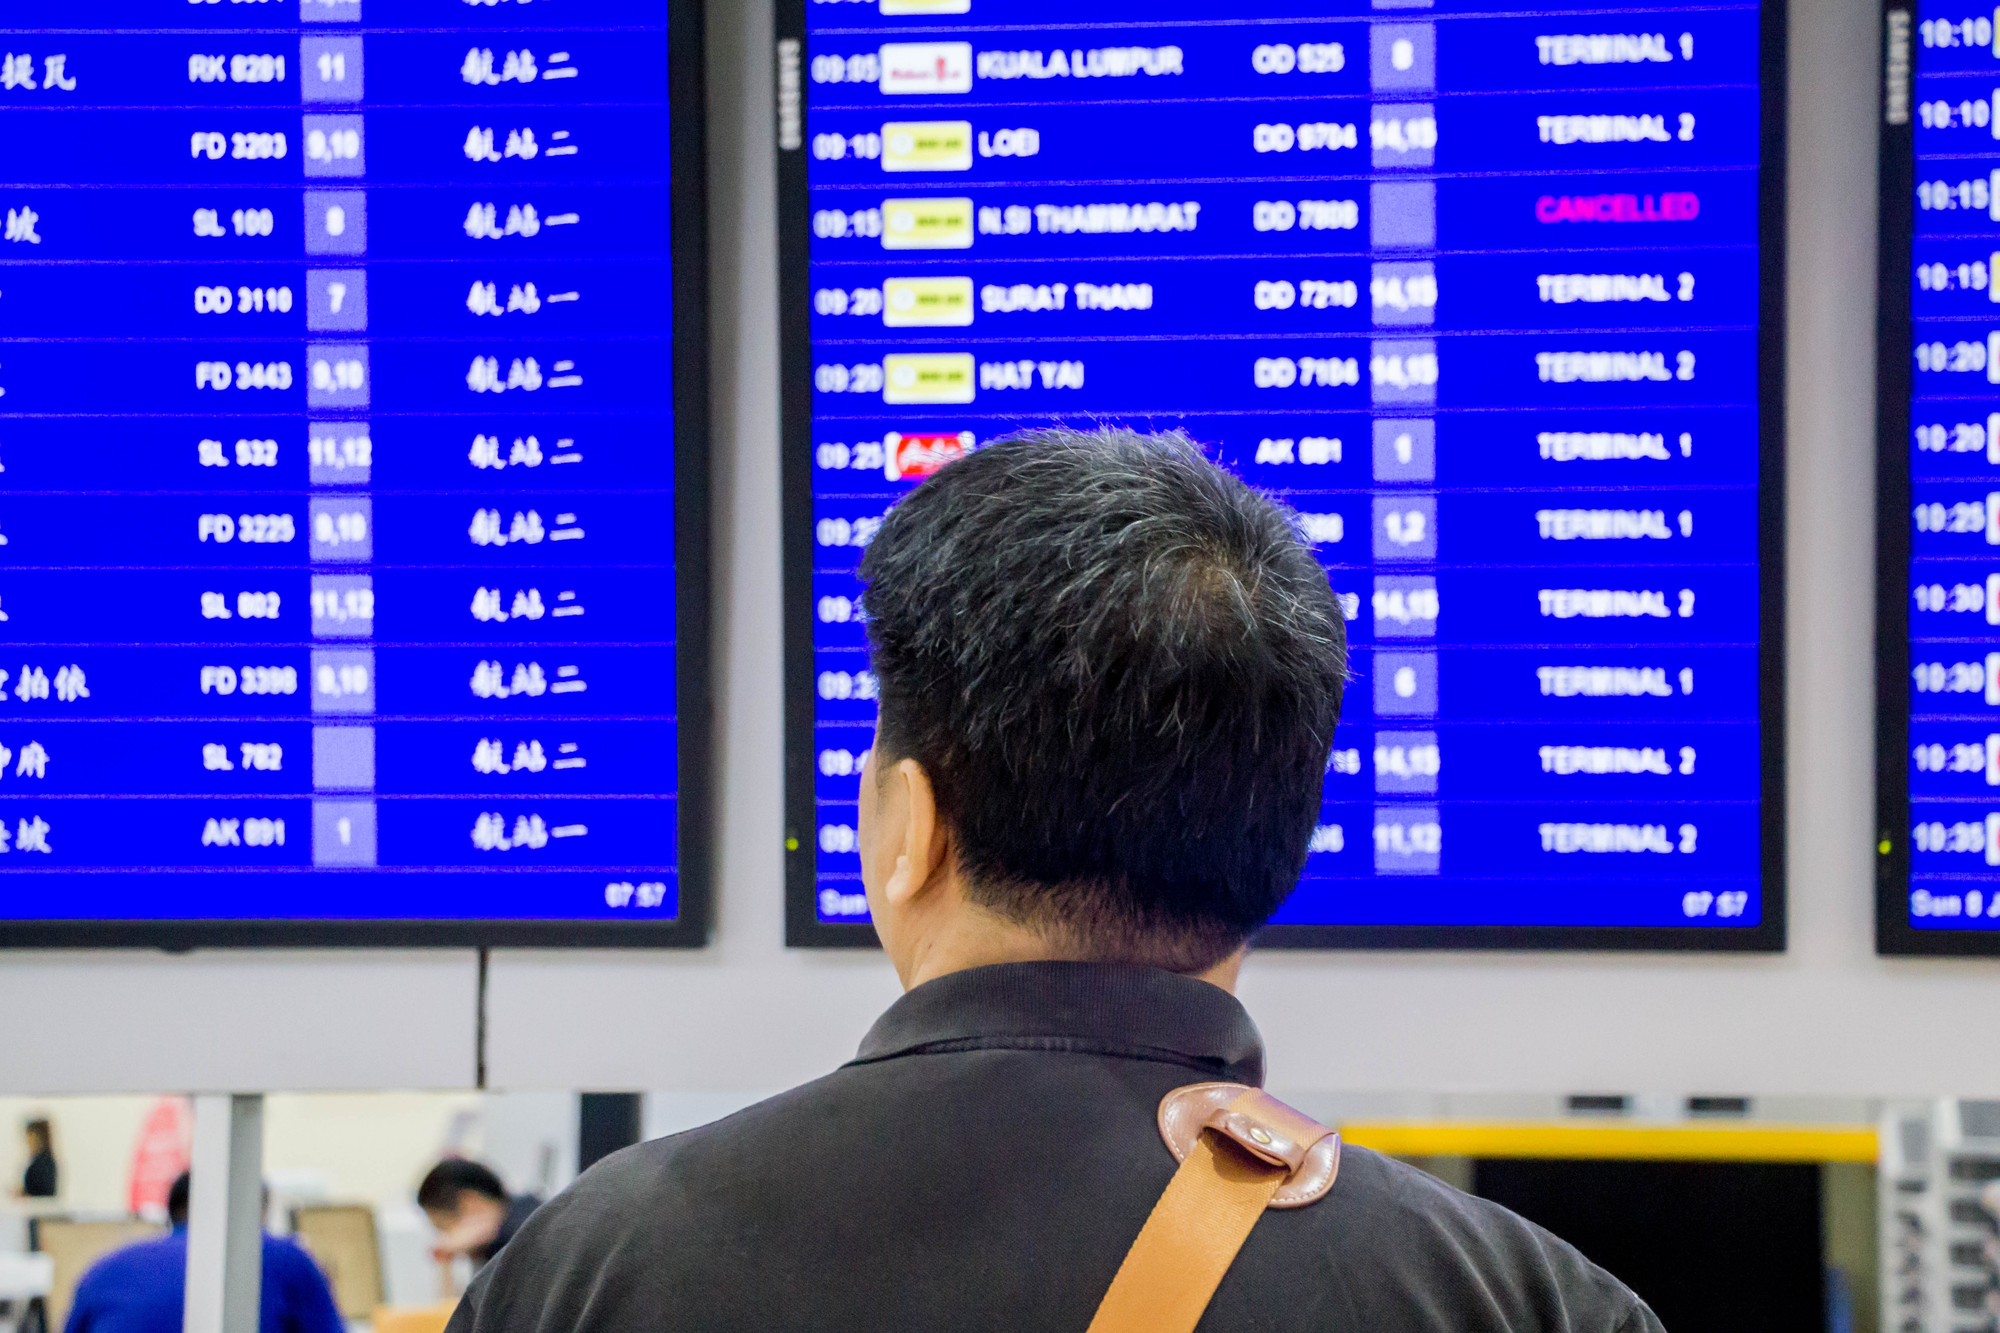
(881, 758, 949, 908)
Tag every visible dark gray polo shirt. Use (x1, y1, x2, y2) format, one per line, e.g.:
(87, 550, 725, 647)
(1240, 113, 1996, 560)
(449, 962, 1664, 1332)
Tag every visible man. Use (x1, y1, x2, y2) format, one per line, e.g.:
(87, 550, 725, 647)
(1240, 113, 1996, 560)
(450, 429, 1663, 1331)
(417, 1159, 539, 1269)
(64, 1172, 343, 1333)
(19, 1119, 55, 1198)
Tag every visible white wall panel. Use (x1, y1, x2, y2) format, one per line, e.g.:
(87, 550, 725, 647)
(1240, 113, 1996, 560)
(0, 952, 476, 1093)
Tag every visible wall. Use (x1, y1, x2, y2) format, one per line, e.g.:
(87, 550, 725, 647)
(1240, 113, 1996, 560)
(2, 0, 1993, 1103)
(0, 1095, 157, 1215)
(0, 950, 476, 1093)
(0, 1090, 492, 1215)
(262, 1090, 484, 1206)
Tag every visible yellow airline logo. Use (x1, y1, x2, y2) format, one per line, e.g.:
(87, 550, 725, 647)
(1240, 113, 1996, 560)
(880, 197, 974, 249)
(882, 353, 976, 403)
(882, 121, 973, 171)
(882, 277, 975, 327)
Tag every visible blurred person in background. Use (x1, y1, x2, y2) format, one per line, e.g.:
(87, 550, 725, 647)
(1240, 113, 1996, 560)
(18, 1119, 54, 1198)
(63, 1172, 342, 1333)
(417, 1159, 539, 1272)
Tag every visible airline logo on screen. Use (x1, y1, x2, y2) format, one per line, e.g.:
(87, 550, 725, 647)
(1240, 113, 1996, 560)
(882, 122, 973, 172)
(881, 276, 974, 326)
(884, 431, 974, 481)
(880, 43, 973, 95)
(881, 197, 974, 249)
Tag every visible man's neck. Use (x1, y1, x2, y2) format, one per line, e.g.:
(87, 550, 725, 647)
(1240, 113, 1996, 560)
(896, 905, 1245, 994)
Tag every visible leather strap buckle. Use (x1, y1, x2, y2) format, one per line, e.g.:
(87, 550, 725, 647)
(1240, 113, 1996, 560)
(1156, 1083, 1341, 1208)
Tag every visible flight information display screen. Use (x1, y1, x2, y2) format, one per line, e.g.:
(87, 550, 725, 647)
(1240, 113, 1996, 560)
(1875, 3, 2000, 953)
(0, 2, 709, 947)
(780, 0, 1784, 949)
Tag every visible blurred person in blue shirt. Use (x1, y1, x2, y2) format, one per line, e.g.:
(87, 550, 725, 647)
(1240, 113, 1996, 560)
(63, 1172, 344, 1333)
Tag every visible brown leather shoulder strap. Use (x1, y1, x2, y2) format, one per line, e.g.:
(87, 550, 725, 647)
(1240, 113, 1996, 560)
(1085, 1085, 1339, 1333)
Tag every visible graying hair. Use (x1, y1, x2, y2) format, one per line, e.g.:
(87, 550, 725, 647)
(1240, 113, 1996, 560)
(858, 426, 1348, 971)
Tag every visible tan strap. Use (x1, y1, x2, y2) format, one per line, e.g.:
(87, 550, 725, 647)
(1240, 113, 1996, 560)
(1085, 1087, 1338, 1333)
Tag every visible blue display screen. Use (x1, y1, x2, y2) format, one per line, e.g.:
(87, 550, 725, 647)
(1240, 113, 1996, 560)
(0, 2, 699, 942)
(1892, 7, 2000, 941)
(785, 0, 1781, 946)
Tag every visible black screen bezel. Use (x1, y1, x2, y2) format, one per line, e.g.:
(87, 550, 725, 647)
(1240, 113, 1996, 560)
(779, 1, 1789, 952)
(0, 1, 713, 950)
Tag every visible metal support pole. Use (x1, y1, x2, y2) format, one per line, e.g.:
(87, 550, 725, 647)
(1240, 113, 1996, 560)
(184, 1094, 263, 1333)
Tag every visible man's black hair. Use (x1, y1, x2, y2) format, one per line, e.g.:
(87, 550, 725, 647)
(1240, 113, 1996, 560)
(858, 426, 1347, 970)
(417, 1158, 509, 1214)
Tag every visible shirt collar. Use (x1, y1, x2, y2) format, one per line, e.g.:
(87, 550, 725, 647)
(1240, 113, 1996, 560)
(850, 960, 1265, 1086)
